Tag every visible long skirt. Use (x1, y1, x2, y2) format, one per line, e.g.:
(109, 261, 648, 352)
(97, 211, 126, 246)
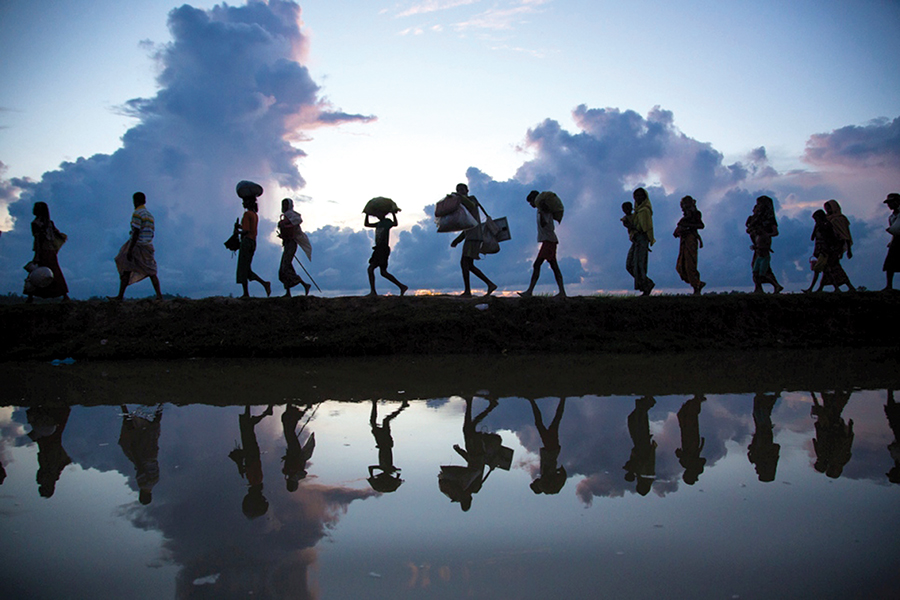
(236, 237, 257, 284)
(675, 234, 701, 288)
(626, 232, 653, 292)
(115, 241, 157, 285)
(279, 239, 305, 289)
(29, 244, 69, 298)
(821, 255, 851, 287)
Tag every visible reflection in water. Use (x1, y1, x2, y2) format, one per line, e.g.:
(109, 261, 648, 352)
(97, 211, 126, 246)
(675, 394, 706, 485)
(26, 406, 72, 498)
(281, 403, 316, 492)
(3, 380, 900, 599)
(367, 399, 408, 493)
(624, 396, 657, 496)
(811, 391, 855, 479)
(439, 397, 513, 511)
(528, 397, 567, 494)
(118, 404, 164, 505)
(748, 392, 780, 482)
(229, 405, 274, 519)
(887, 390, 900, 484)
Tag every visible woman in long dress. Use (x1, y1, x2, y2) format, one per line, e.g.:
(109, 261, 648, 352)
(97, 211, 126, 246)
(26, 201, 69, 302)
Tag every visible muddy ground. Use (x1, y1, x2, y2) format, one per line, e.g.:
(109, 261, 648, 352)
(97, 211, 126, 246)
(1, 291, 897, 361)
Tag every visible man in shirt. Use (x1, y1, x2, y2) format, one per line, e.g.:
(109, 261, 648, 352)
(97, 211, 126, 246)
(112, 192, 162, 300)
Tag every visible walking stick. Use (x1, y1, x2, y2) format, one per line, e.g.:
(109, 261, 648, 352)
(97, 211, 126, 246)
(293, 255, 322, 292)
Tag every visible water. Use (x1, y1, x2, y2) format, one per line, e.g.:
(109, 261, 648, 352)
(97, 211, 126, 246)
(1, 353, 898, 599)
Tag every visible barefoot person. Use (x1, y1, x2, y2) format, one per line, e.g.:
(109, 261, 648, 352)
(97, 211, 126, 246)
(883, 193, 900, 291)
(26, 201, 69, 303)
(235, 184, 271, 298)
(519, 190, 565, 298)
(449, 183, 497, 297)
(673, 195, 705, 295)
(627, 187, 655, 296)
(277, 198, 311, 297)
(365, 210, 408, 296)
(746, 195, 783, 294)
(112, 192, 162, 301)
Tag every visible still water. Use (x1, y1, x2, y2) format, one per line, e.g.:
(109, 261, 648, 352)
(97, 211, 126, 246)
(1, 353, 898, 600)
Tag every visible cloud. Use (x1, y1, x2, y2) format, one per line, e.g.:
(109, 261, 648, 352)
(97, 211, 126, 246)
(454, 0, 550, 32)
(397, 0, 482, 18)
(0, 1, 372, 299)
(803, 117, 900, 169)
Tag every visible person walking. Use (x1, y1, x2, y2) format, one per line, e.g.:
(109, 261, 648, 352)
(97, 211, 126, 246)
(626, 187, 655, 295)
(746, 195, 783, 294)
(277, 198, 311, 297)
(673, 195, 705, 295)
(25, 201, 69, 302)
(235, 187, 271, 298)
(365, 210, 408, 296)
(519, 190, 566, 298)
(883, 193, 900, 291)
(449, 183, 497, 297)
(112, 192, 162, 301)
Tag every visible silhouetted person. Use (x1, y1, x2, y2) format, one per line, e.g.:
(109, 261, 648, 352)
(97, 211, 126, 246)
(449, 183, 497, 297)
(118, 404, 164, 505)
(229, 405, 273, 518)
(439, 397, 510, 510)
(367, 399, 409, 493)
(112, 192, 163, 301)
(675, 395, 706, 485)
(277, 198, 312, 297)
(882, 193, 900, 291)
(884, 389, 900, 484)
(623, 396, 657, 496)
(804, 209, 835, 293)
(748, 392, 780, 482)
(281, 403, 316, 492)
(810, 391, 854, 479)
(626, 188, 655, 295)
(620, 201, 635, 241)
(519, 190, 566, 298)
(746, 195, 783, 294)
(819, 199, 855, 292)
(235, 185, 272, 298)
(528, 397, 567, 494)
(0, 460, 5, 485)
(365, 211, 408, 296)
(25, 201, 69, 303)
(673, 195, 705, 295)
(26, 406, 72, 498)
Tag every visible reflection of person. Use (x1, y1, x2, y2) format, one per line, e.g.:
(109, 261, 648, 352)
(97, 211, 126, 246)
(367, 400, 409, 492)
(112, 192, 163, 301)
(883, 389, 899, 484)
(26, 406, 72, 498)
(235, 193, 272, 298)
(276, 198, 312, 297)
(810, 391, 854, 479)
(528, 398, 567, 494)
(882, 193, 900, 291)
(675, 394, 706, 485)
(626, 188, 655, 296)
(228, 405, 273, 518)
(519, 191, 566, 298)
(281, 403, 316, 492)
(365, 212, 408, 296)
(746, 195, 783, 294)
(118, 404, 164, 505)
(26, 201, 69, 302)
(449, 183, 497, 297)
(673, 195, 705, 295)
(439, 397, 510, 510)
(623, 396, 657, 496)
(748, 392, 780, 482)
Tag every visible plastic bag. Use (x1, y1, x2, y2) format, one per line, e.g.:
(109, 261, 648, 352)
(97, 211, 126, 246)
(434, 194, 461, 218)
(436, 204, 478, 232)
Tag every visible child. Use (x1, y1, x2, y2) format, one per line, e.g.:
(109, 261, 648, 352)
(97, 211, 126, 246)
(518, 190, 566, 298)
(621, 201, 635, 241)
(365, 211, 408, 296)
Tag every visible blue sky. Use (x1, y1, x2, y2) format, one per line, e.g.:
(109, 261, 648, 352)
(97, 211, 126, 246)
(1, 0, 898, 297)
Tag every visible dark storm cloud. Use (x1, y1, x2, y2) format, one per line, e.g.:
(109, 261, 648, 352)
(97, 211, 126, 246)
(804, 117, 900, 168)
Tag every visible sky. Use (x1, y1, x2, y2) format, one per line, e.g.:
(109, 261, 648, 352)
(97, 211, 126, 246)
(0, 0, 898, 298)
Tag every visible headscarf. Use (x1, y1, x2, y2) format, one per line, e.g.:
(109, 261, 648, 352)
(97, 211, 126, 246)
(281, 198, 312, 260)
(633, 191, 655, 245)
(824, 199, 852, 245)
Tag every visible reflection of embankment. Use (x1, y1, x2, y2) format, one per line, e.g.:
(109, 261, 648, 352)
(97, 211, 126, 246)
(4, 348, 898, 408)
